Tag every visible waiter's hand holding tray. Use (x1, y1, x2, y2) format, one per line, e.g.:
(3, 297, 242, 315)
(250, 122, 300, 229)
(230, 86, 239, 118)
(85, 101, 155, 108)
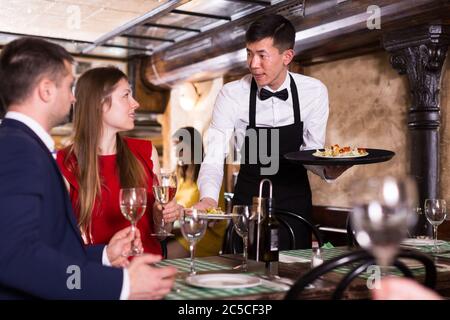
(284, 144, 395, 165)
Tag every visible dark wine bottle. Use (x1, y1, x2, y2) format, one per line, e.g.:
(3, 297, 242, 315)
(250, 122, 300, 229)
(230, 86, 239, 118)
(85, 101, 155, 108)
(262, 198, 279, 263)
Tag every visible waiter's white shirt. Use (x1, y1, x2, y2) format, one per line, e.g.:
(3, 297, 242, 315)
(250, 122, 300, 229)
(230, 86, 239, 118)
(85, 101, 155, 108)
(197, 72, 329, 202)
(4, 111, 130, 300)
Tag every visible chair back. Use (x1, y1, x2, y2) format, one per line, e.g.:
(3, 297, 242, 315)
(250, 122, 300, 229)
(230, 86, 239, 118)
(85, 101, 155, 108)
(221, 220, 242, 254)
(222, 208, 323, 254)
(284, 248, 437, 300)
(345, 214, 358, 247)
(160, 239, 168, 259)
(276, 209, 324, 249)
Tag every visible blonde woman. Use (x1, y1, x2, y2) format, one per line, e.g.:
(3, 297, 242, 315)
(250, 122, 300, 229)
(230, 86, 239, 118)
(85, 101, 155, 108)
(57, 67, 180, 255)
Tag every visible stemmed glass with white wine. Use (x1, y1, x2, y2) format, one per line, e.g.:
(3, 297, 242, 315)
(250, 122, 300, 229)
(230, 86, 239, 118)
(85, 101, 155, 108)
(119, 187, 147, 256)
(351, 176, 418, 275)
(424, 199, 447, 253)
(179, 208, 207, 275)
(151, 169, 177, 237)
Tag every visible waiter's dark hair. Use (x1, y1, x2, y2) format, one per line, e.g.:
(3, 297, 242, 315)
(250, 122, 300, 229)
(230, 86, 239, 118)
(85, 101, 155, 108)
(245, 14, 295, 52)
(0, 37, 74, 110)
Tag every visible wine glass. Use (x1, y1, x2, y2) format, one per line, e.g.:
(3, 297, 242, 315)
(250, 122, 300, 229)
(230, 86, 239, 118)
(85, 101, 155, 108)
(179, 208, 207, 275)
(151, 169, 177, 237)
(424, 199, 447, 253)
(231, 205, 251, 271)
(351, 176, 418, 274)
(119, 188, 147, 256)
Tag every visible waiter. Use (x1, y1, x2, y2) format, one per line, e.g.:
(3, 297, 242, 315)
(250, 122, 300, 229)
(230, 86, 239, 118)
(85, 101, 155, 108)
(196, 14, 348, 248)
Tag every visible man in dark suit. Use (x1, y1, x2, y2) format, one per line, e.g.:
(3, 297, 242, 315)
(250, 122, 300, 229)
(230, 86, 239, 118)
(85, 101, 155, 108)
(0, 37, 176, 299)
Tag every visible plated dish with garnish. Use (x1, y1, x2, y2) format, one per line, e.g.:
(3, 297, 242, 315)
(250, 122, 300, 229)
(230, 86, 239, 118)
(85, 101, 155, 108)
(312, 145, 368, 158)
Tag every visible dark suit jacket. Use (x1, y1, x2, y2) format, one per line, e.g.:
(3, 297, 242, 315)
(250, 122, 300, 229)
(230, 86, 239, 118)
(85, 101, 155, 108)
(0, 119, 123, 299)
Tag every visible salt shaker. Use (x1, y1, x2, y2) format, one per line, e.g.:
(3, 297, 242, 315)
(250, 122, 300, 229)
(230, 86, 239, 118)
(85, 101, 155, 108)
(311, 247, 323, 268)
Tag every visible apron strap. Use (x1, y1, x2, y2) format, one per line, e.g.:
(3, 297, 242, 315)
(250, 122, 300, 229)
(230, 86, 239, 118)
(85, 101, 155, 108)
(249, 78, 258, 128)
(289, 74, 301, 124)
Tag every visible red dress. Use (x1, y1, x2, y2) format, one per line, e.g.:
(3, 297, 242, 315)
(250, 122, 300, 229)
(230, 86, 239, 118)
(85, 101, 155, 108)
(56, 137, 161, 255)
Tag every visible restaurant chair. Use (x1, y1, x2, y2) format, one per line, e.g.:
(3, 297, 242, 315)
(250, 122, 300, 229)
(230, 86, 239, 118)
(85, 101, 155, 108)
(345, 214, 358, 247)
(284, 248, 437, 300)
(276, 209, 324, 249)
(221, 209, 324, 254)
(221, 220, 242, 254)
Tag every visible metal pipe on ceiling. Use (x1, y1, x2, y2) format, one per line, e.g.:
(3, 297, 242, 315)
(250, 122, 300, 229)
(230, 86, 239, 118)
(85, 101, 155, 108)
(142, 0, 448, 88)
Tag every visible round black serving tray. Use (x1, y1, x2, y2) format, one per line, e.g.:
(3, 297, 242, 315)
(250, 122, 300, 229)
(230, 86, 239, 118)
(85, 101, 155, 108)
(284, 148, 395, 166)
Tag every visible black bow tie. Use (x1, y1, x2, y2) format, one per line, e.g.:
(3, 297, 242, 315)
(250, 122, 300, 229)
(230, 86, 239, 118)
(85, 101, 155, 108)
(259, 88, 289, 101)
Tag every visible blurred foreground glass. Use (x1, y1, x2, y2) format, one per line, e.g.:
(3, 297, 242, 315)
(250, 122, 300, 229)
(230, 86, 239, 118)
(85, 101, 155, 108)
(231, 205, 251, 271)
(351, 176, 418, 271)
(151, 169, 177, 237)
(119, 188, 147, 256)
(180, 208, 207, 275)
(424, 199, 447, 253)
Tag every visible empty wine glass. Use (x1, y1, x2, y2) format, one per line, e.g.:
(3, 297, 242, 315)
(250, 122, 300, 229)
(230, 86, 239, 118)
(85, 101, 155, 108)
(231, 205, 251, 271)
(119, 188, 147, 256)
(179, 208, 207, 275)
(424, 199, 447, 253)
(151, 169, 177, 237)
(351, 176, 418, 274)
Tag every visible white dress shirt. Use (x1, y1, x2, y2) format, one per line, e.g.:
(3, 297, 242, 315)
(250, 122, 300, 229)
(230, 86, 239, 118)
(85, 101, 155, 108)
(5, 111, 55, 152)
(197, 72, 329, 202)
(4, 111, 130, 300)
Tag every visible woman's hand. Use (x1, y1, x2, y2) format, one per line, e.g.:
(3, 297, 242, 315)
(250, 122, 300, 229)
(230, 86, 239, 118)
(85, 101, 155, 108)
(162, 198, 183, 223)
(154, 198, 183, 224)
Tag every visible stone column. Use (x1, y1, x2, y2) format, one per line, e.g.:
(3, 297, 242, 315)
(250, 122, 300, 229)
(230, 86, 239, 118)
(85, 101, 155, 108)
(383, 24, 449, 235)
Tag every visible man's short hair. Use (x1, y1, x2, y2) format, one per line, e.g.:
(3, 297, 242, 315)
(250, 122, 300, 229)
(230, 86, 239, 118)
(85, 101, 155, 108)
(0, 37, 74, 113)
(245, 14, 295, 52)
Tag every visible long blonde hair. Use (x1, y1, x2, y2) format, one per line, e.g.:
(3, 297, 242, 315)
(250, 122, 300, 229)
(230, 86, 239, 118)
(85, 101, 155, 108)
(66, 67, 147, 239)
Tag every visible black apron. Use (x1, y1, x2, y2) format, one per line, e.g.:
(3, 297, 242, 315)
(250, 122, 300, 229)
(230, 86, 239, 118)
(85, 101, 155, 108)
(233, 75, 312, 249)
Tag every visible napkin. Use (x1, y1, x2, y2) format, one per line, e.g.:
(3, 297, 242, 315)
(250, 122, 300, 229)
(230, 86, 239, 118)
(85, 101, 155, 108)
(321, 242, 335, 249)
(279, 254, 310, 263)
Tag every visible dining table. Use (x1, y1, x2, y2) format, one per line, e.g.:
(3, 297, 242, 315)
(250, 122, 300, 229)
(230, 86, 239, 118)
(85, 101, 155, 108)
(156, 241, 450, 300)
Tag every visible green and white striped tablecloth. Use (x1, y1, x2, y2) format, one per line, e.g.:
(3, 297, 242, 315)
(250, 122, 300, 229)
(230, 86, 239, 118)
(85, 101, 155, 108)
(408, 240, 450, 258)
(157, 258, 233, 274)
(280, 247, 430, 279)
(158, 242, 450, 300)
(156, 258, 287, 300)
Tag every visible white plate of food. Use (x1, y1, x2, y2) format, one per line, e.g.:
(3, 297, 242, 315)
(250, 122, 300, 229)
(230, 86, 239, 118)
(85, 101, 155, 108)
(195, 208, 238, 220)
(312, 144, 368, 158)
(185, 273, 261, 289)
